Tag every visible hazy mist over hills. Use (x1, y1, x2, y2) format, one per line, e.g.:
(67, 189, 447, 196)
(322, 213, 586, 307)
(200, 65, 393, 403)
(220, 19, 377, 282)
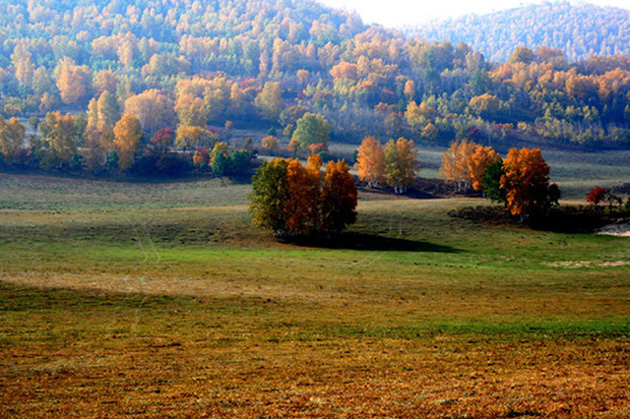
(407, 2, 630, 62)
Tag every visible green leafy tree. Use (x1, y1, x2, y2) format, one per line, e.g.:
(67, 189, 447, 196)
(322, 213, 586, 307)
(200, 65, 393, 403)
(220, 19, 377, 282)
(482, 159, 506, 204)
(228, 150, 251, 176)
(290, 113, 330, 153)
(249, 158, 291, 235)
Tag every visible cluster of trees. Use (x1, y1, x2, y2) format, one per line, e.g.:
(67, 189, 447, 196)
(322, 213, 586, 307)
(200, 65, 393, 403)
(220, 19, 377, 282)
(0, 0, 629, 157)
(0, 110, 252, 177)
(586, 186, 630, 212)
(437, 137, 560, 220)
(354, 136, 418, 194)
(411, 2, 630, 62)
(249, 155, 357, 237)
(352, 127, 559, 220)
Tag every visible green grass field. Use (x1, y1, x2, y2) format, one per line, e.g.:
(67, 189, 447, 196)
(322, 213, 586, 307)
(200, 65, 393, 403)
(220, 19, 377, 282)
(1, 160, 630, 417)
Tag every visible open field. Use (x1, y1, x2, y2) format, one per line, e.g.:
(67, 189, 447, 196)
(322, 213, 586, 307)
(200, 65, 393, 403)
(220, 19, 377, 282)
(1, 169, 630, 418)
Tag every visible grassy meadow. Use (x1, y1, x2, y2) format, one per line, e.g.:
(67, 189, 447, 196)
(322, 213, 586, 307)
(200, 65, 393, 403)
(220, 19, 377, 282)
(1, 152, 630, 418)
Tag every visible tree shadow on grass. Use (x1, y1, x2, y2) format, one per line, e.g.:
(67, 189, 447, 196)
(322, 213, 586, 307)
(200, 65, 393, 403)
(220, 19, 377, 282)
(283, 232, 463, 253)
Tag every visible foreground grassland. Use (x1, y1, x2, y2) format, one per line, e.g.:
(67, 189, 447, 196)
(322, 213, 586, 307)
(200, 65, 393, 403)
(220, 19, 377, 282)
(1, 171, 629, 418)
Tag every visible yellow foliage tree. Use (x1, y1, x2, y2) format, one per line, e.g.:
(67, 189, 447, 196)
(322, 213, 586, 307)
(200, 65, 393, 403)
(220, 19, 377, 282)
(0, 116, 26, 162)
(39, 112, 84, 164)
(113, 115, 143, 170)
(439, 138, 478, 193)
(255, 82, 283, 121)
(261, 136, 280, 152)
(124, 89, 175, 134)
(94, 70, 119, 94)
(175, 126, 217, 151)
(354, 136, 385, 187)
(421, 123, 439, 140)
(384, 137, 418, 194)
(55, 58, 92, 106)
(11, 44, 34, 86)
(175, 94, 207, 127)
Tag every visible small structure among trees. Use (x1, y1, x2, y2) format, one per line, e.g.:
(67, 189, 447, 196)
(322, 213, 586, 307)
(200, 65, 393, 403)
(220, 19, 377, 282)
(249, 156, 357, 238)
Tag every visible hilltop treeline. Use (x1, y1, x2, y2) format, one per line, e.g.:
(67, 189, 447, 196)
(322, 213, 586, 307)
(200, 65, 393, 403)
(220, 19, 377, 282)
(1, 0, 630, 166)
(409, 2, 630, 62)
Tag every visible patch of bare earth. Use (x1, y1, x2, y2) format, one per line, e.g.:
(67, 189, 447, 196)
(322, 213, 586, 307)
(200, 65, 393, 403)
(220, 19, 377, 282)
(597, 223, 630, 237)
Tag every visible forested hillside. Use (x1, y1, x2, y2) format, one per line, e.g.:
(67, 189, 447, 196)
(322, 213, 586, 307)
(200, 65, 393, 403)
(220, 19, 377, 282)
(408, 2, 630, 62)
(1, 0, 630, 176)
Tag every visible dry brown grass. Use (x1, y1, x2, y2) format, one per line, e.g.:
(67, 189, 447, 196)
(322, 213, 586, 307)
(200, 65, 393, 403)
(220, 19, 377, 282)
(1, 283, 629, 419)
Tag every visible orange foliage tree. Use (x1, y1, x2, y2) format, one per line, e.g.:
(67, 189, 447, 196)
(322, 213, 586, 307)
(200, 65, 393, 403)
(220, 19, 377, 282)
(330, 62, 358, 81)
(321, 159, 358, 234)
(354, 136, 385, 187)
(500, 147, 560, 219)
(285, 156, 323, 234)
(468, 145, 501, 191)
(150, 127, 175, 155)
(193, 147, 210, 167)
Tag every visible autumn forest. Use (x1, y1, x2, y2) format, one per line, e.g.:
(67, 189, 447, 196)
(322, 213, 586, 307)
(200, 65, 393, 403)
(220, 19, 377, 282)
(2, 0, 630, 179)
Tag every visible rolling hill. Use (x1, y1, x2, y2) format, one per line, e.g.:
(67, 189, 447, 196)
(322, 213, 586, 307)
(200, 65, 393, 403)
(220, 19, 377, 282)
(407, 1, 630, 62)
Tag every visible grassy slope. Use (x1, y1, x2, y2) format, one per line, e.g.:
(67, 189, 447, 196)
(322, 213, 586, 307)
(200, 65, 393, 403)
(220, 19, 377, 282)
(1, 171, 629, 418)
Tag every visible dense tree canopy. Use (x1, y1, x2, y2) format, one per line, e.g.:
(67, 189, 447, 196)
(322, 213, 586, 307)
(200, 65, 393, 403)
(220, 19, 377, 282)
(0, 0, 629, 180)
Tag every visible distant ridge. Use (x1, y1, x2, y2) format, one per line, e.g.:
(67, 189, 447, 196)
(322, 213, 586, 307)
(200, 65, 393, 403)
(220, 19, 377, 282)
(406, 1, 630, 62)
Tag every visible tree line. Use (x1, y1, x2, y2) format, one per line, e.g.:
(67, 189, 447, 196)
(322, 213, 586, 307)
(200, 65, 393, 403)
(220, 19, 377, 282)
(0, 110, 253, 177)
(353, 133, 560, 221)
